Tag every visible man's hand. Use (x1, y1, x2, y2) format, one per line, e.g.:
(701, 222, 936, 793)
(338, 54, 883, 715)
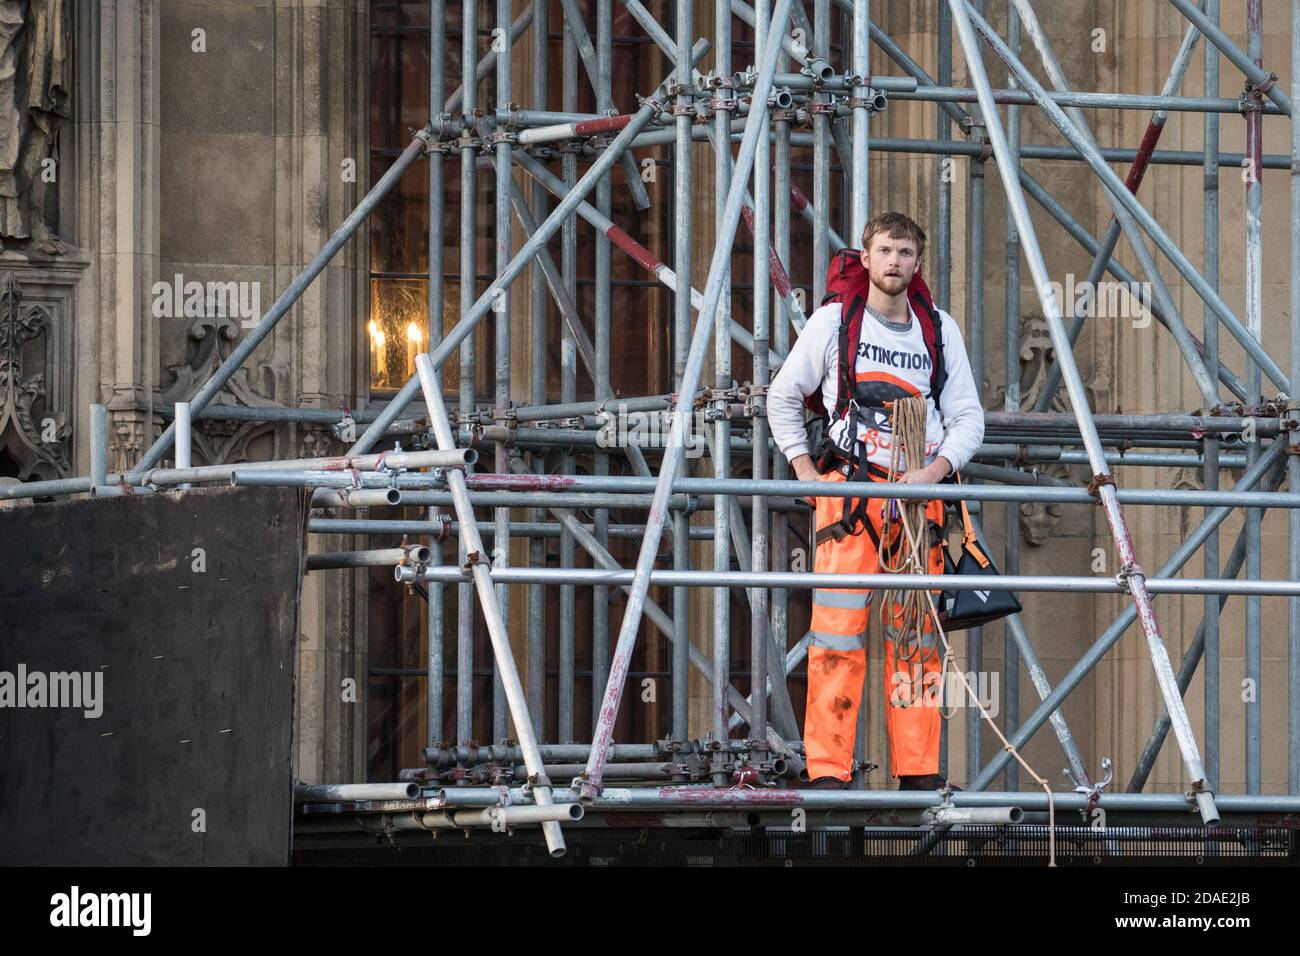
(790, 453, 822, 505)
(896, 456, 952, 485)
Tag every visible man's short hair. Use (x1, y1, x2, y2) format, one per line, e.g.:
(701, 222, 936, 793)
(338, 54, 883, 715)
(862, 211, 926, 259)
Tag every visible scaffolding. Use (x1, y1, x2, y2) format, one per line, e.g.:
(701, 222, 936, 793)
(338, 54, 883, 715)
(9, 1, 1300, 862)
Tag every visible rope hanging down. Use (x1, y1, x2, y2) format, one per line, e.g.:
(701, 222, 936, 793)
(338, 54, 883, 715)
(876, 395, 1058, 866)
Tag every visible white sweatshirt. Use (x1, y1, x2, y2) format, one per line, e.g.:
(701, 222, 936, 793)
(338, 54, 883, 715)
(768, 301, 985, 474)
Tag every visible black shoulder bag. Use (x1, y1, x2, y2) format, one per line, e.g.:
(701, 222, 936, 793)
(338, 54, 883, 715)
(938, 471, 1023, 631)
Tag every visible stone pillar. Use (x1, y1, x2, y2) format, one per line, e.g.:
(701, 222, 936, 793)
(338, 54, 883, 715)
(70, 1, 162, 474)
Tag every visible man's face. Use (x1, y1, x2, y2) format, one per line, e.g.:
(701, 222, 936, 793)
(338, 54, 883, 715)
(860, 231, 919, 298)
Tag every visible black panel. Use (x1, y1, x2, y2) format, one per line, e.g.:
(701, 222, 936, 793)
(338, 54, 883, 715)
(0, 485, 307, 865)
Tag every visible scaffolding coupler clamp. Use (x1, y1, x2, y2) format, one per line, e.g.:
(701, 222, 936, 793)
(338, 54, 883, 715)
(1065, 756, 1112, 810)
(637, 92, 669, 117)
(1240, 74, 1276, 113)
(1186, 777, 1215, 808)
(413, 125, 438, 154)
(710, 91, 738, 113)
(808, 99, 836, 115)
(495, 402, 518, 429)
(431, 112, 459, 143)
(731, 68, 757, 92)
(667, 81, 697, 117)
(454, 121, 481, 152)
(962, 118, 991, 158)
(571, 771, 601, 802)
(702, 385, 742, 420)
(772, 103, 802, 124)
(1086, 472, 1115, 501)
(455, 421, 484, 449)
(1114, 560, 1144, 591)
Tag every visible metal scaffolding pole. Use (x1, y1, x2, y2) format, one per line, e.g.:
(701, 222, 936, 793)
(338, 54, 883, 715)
(505, 463, 804, 768)
(1291, 0, 1300, 797)
(935, 0, 953, 779)
(406, 562, 1300, 598)
(970, 11, 1289, 398)
(427, 0, 447, 749)
(1034, 5, 1207, 413)
(457, 0, 479, 745)
(949, 0, 1218, 824)
(346, 43, 708, 454)
(867, 15, 1248, 404)
(576, 0, 797, 799)
(770, 9, 792, 694)
(591, 0, 614, 737)
(812, 0, 831, 305)
(671, 0, 694, 746)
(126, 125, 433, 478)
(1002, 0, 1021, 791)
(750, 0, 772, 766)
(560, 7, 580, 744)
(1010, 0, 1219, 407)
(711, 0, 734, 776)
(510, 148, 780, 362)
(1244, 0, 1264, 795)
(527, 0, 550, 735)
(1203, 0, 1222, 796)
(414, 354, 566, 857)
(491, 0, 514, 745)
(964, 0, 987, 786)
(1167, 0, 1293, 115)
(846, 0, 872, 792)
(1127, 465, 1283, 791)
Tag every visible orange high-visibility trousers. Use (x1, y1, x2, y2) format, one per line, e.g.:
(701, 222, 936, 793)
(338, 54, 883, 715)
(804, 468, 947, 782)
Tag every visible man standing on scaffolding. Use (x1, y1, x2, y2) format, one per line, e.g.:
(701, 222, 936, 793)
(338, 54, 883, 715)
(768, 211, 985, 790)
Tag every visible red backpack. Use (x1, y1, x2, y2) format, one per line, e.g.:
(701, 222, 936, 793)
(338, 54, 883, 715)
(805, 248, 948, 471)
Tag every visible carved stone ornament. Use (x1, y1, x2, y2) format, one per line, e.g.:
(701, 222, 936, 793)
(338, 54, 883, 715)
(0, 273, 68, 478)
(990, 312, 1110, 415)
(161, 310, 284, 467)
(298, 424, 336, 461)
(162, 311, 277, 410)
(1018, 462, 1074, 546)
(984, 313, 1111, 546)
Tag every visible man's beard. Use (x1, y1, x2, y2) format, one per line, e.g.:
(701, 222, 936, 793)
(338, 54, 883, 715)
(869, 272, 909, 297)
